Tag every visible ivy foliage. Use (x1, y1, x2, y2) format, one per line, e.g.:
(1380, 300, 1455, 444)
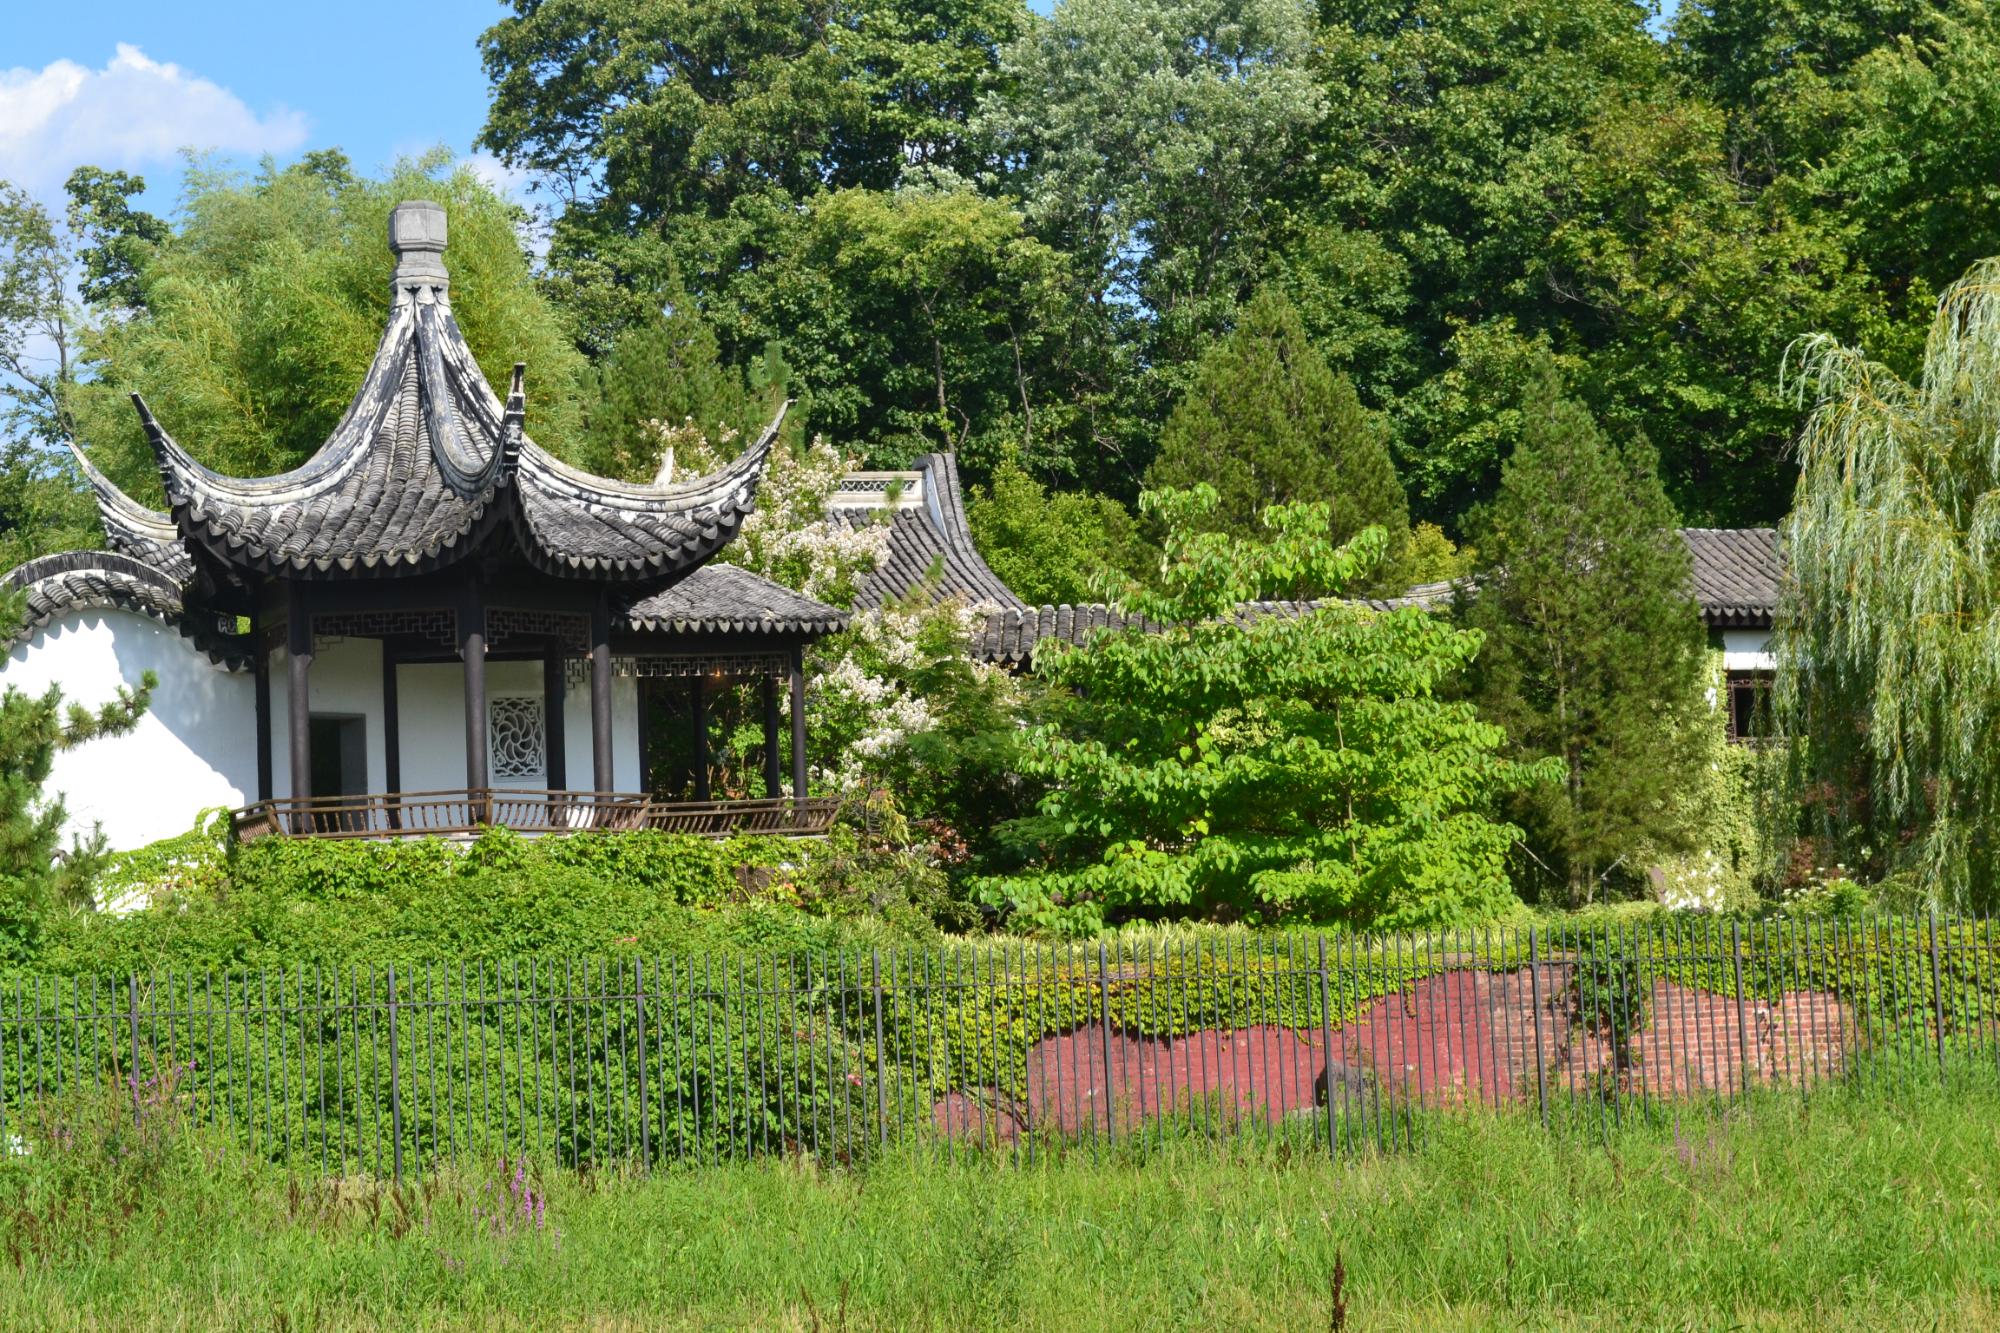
(978, 486, 1557, 933)
(18, 825, 953, 979)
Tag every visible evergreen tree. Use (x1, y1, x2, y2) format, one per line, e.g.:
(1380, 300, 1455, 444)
(1146, 287, 1409, 593)
(0, 626, 155, 958)
(1468, 371, 1710, 905)
(576, 298, 782, 482)
(966, 459, 1153, 605)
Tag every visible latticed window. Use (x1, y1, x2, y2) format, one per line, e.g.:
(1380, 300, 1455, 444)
(488, 696, 546, 779)
(1726, 670, 1777, 744)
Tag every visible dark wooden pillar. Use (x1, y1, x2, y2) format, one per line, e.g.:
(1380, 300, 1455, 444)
(382, 640, 401, 829)
(690, 674, 710, 801)
(761, 675, 782, 798)
(543, 642, 567, 791)
(590, 592, 614, 791)
(286, 583, 312, 822)
(788, 645, 807, 800)
(460, 583, 489, 819)
(251, 602, 272, 802)
(634, 678, 653, 796)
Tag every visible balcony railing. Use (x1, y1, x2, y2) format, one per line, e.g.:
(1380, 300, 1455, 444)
(228, 789, 840, 843)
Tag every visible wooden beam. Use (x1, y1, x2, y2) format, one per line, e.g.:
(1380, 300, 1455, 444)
(543, 641, 567, 791)
(382, 640, 401, 829)
(762, 676, 782, 798)
(590, 592, 614, 790)
(789, 645, 807, 799)
(252, 601, 272, 802)
(286, 583, 312, 815)
(460, 580, 489, 809)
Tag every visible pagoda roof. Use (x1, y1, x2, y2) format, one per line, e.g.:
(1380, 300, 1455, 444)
(122, 200, 776, 582)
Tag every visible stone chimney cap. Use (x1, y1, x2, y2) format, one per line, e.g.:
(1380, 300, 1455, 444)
(389, 200, 448, 293)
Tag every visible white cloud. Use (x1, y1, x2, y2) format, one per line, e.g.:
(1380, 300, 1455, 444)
(0, 44, 308, 196)
(463, 150, 534, 202)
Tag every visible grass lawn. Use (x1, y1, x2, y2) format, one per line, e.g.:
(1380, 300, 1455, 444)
(4, 1067, 1999, 1330)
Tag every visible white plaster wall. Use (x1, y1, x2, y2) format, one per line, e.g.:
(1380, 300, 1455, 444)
(271, 637, 387, 798)
(2, 610, 254, 851)
(398, 661, 639, 792)
(1720, 628, 1774, 672)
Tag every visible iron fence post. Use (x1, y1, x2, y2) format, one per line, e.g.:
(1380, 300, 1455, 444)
(870, 950, 888, 1149)
(1096, 942, 1115, 1143)
(387, 965, 404, 1184)
(1527, 928, 1547, 1127)
(126, 974, 142, 1124)
(1730, 921, 1751, 1098)
(1317, 936, 1337, 1153)
(1930, 909, 1948, 1076)
(634, 958, 651, 1167)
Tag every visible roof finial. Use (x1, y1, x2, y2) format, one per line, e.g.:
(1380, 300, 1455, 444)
(388, 200, 448, 302)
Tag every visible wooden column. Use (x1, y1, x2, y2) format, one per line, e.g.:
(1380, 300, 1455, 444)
(590, 592, 614, 791)
(286, 583, 312, 822)
(460, 583, 489, 819)
(690, 675, 710, 801)
(788, 645, 807, 800)
(543, 642, 567, 791)
(251, 602, 272, 802)
(382, 640, 402, 829)
(633, 677, 649, 796)
(761, 675, 782, 798)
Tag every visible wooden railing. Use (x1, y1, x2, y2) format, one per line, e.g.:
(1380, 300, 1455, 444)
(229, 790, 840, 843)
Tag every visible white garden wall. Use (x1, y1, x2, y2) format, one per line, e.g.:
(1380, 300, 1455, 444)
(1720, 628, 1775, 672)
(2, 609, 255, 852)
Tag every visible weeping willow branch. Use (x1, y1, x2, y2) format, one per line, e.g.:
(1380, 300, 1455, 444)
(1778, 259, 2000, 907)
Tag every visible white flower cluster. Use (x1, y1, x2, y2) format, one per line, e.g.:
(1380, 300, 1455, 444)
(1656, 849, 1728, 913)
(646, 418, 1011, 798)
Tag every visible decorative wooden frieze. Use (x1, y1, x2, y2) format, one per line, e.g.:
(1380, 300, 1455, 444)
(312, 608, 457, 651)
(564, 651, 789, 687)
(486, 607, 591, 654)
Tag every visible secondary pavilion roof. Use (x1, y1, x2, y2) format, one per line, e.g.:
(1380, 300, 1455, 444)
(822, 454, 1025, 610)
(130, 199, 776, 583)
(816, 455, 1786, 669)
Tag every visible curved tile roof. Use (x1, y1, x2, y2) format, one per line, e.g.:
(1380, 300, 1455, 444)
(623, 562, 847, 636)
(831, 454, 1025, 610)
(131, 201, 777, 582)
(3, 550, 248, 668)
(1684, 527, 1781, 628)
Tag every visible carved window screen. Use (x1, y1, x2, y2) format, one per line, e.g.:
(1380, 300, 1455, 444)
(489, 696, 547, 780)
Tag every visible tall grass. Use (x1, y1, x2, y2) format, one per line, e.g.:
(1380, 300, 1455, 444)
(3, 1060, 1999, 1330)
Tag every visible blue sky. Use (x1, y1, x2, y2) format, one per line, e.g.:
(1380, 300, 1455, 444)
(2, 0, 1071, 214)
(2, 2, 509, 209)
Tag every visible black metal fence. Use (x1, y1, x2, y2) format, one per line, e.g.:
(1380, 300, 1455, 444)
(4, 915, 1999, 1178)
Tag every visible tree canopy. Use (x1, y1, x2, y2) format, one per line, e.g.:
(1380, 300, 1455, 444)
(978, 487, 1550, 933)
(1779, 258, 2000, 910)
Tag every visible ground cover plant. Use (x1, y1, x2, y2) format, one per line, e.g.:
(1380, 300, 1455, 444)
(3, 1057, 1998, 1330)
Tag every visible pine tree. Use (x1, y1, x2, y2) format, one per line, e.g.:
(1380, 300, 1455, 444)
(0, 616, 154, 957)
(1468, 371, 1709, 905)
(1147, 286, 1409, 593)
(576, 297, 783, 482)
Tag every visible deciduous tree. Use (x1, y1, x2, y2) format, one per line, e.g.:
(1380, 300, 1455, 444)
(979, 486, 1548, 933)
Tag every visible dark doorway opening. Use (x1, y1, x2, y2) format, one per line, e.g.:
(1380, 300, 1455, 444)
(310, 715, 368, 798)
